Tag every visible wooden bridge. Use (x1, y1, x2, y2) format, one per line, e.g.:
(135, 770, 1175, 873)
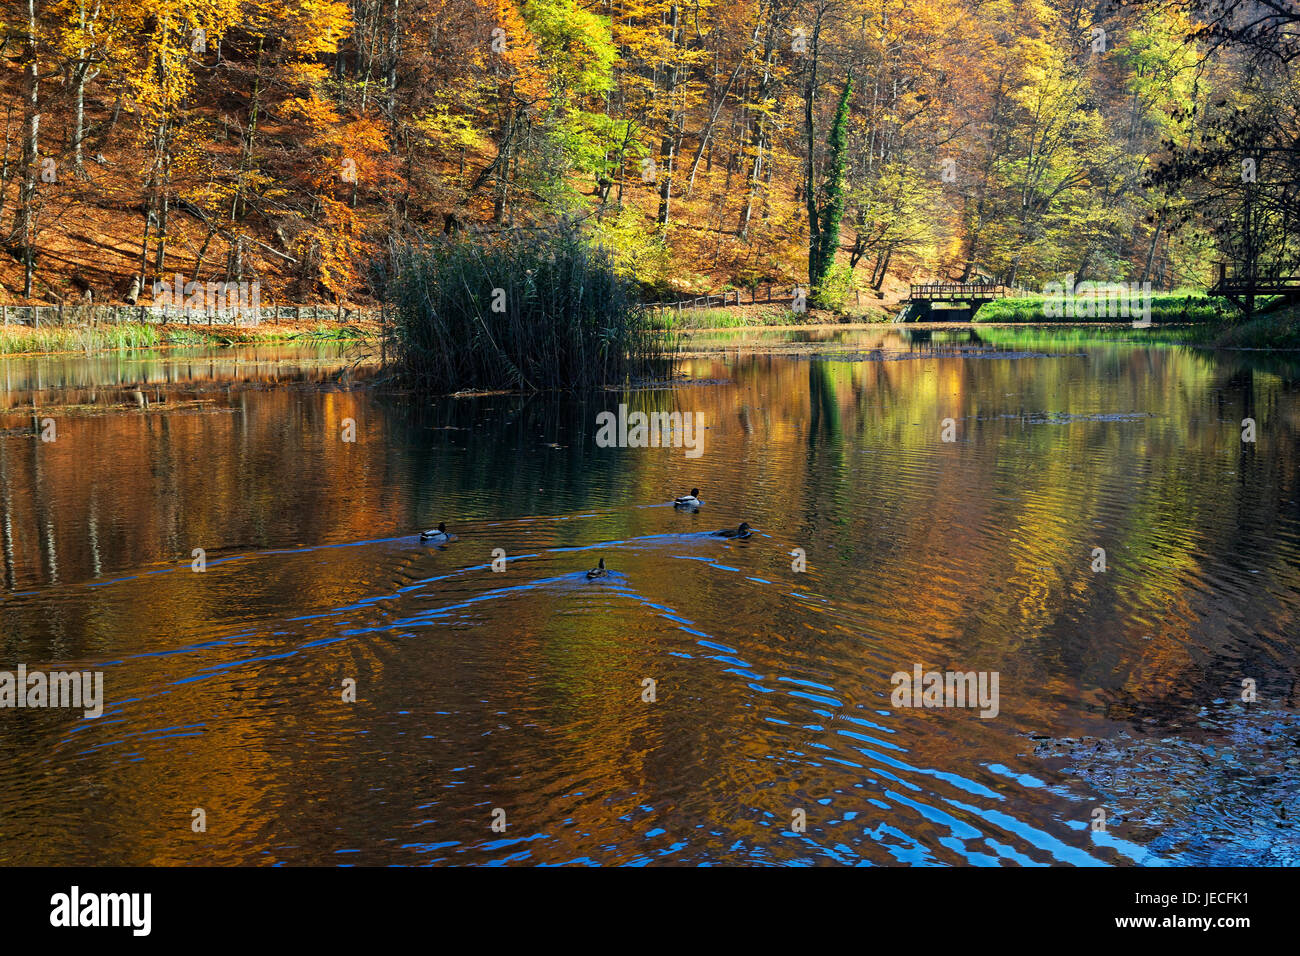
(1209, 263, 1300, 313)
(902, 280, 1029, 321)
(908, 281, 1024, 303)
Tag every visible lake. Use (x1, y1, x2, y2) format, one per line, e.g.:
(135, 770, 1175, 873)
(1, 328, 1297, 865)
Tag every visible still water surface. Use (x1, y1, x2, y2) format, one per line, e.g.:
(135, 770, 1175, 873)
(1, 329, 1298, 865)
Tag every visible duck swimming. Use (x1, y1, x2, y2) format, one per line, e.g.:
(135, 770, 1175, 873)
(586, 557, 608, 579)
(420, 522, 451, 542)
(712, 522, 752, 539)
(674, 488, 702, 508)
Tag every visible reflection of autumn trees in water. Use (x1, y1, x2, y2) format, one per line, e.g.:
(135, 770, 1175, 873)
(1, 338, 1298, 719)
(1, 337, 1299, 864)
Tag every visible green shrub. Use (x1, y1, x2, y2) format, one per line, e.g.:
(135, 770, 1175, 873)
(587, 204, 672, 290)
(812, 263, 853, 310)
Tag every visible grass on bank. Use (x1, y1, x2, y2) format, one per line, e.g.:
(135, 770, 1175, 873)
(385, 222, 663, 392)
(0, 321, 370, 356)
(1212, 304, 1300, 348)
(647, 301, 891, 330)
(972, 301, 1300, 350)
(972, 291, 1238, 323)
(649, 306, 807, 330)
(972, 325, 1208, 350)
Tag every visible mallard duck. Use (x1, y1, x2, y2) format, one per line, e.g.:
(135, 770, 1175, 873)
(674, 488, 702, 507)
(420, 522, 451, 542)
(586, 557, 607, 579)
(712, 522, 752, 539)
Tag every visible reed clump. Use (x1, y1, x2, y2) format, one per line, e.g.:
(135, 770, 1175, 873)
(385, 222, 662, 392)
(0, 323, 161, 355)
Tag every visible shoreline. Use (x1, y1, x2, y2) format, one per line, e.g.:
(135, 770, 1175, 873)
(0, 319, 379, 358)
(4, 315, 1299, 359)
(680, 313, 1300, 350)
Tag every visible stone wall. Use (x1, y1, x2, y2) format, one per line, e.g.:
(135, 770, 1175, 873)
(0, 303, 382, 328)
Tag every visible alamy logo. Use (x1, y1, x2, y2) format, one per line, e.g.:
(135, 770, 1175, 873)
(0, 665, 103, 718)
(595, 404, 704, 459)
(152, 274, 261, 322)
(50, 887, 151, 936)
(1041, 276, 1152, 325)
(891, 664, 999, 719)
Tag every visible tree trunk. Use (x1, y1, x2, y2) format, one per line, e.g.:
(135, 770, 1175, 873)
(1139, 210, 1163, 286)
(803, 13, 824, 286)
(20, 0, 40, 297)
(71, 0, 101, 175)
(872, 244, 893, 291)
(655, 4, 682, 226)
(386, 0, 400, 129)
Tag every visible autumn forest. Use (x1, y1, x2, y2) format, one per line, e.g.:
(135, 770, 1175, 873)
(0, 0, 1295, 306)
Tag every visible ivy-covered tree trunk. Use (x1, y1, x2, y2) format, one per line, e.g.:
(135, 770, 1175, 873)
(811, 75, 852, 297)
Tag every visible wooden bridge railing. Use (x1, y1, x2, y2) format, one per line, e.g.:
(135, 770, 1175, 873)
(1210, 262, 1300, 296)
(909, 282, 1029, 301)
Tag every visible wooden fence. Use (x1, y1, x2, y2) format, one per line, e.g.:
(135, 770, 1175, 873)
(646, 285, 799, 311)
(646, 284, 881, 313)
